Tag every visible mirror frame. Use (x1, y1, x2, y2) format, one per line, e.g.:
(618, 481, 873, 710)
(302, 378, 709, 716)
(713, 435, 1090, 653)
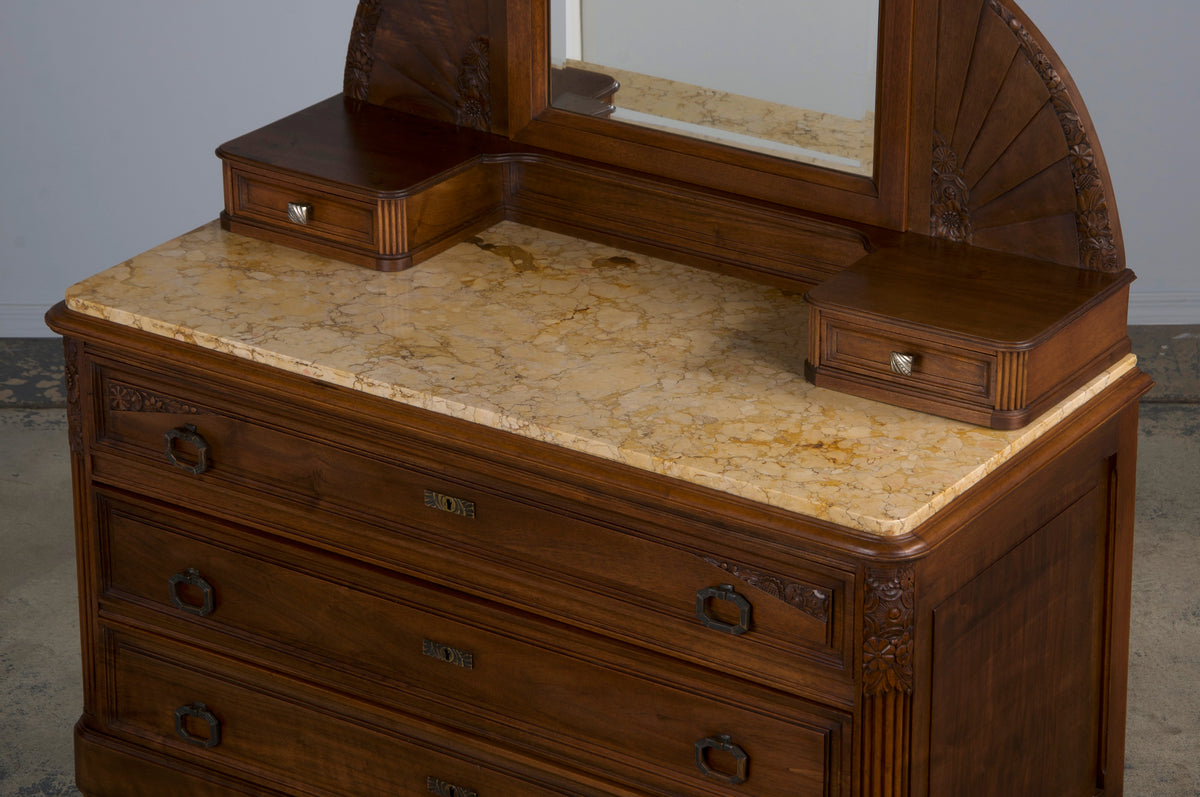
(502, 0, 918, 230)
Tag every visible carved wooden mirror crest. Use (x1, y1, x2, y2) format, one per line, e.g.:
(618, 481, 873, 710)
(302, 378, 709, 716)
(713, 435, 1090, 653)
(327, 0, 1121, 273)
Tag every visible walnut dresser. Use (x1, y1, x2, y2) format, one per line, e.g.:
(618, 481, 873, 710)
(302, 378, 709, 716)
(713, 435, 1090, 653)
(49, 220, 1147, 797)
(49, 0, 1153, 794)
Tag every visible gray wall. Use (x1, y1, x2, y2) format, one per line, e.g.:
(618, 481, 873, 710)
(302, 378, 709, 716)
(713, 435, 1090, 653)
(1, 1, 1196, 336)
(0, 1, 350, 337)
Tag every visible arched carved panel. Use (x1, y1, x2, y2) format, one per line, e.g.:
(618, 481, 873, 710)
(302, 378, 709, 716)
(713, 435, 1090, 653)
(930, 0, 1123, 271)
(343, 0, 492, 131)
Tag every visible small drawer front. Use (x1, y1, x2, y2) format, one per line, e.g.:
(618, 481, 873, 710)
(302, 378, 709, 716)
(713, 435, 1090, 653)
(106, 631, 586, 797)
(821, 317, 994, 403)
(229, 167, 377, 249)
(94, 367, 852, 696)
(99, 497, 847, 797)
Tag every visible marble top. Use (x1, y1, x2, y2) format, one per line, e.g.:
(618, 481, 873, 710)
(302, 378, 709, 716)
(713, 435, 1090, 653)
(66, 221, 1136, 537)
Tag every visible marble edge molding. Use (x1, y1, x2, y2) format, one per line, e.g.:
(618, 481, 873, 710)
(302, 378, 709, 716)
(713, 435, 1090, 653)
(63, 282, 1138, 537)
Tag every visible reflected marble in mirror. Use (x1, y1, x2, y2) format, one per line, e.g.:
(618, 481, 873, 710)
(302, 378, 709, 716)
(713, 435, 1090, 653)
(549, 0, 879, 176)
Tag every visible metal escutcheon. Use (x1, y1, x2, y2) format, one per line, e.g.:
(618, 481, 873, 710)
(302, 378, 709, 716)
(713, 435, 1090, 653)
(169, 567, 215, 617)
(696, 584, 752, 635)
(164, 424, 210, 475)
(175, 702, 221, 749)
(426, 776, 477, 797)
(695, 733, 749, 785)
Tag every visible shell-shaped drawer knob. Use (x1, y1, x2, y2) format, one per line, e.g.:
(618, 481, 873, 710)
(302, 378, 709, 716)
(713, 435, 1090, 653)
(890, 351, 915, 376)
(287, 202, 313, 226)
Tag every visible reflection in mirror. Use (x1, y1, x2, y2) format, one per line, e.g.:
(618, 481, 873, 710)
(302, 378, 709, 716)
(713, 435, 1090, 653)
(549, 0, 879, 176)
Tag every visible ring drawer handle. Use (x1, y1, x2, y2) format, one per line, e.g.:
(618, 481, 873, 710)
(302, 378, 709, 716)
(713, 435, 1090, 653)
(426, 776, 478, 797)
(696, 584, 752, 635)
(695, 733, 749, 785)
(169, 567, 215, 617)
(889, 351, 916, 376)
(175, 702, 221, 749)
(164, 424, 211, 475)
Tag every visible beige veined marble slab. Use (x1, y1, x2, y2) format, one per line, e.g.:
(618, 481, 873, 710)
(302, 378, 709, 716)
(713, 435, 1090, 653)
(66, 220, 1136, 536)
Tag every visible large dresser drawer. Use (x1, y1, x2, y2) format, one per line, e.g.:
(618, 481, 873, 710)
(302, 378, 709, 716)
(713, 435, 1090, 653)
(96, 494, 850, 797)
(104, 630, 615, 797)
(91, 364, 854, 700)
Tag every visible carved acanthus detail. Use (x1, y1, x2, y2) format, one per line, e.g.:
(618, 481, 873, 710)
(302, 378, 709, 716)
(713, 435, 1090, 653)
(931, 130, 973, 243)
(107, 383, 205, 415)
(862, 564, 915, 696)
(64, 339, 83, 455)
(344, 0, 383, 101)
(702, 557, 830, 623)
(454, 36, 491, 131)
(985, 0, 1121, 272)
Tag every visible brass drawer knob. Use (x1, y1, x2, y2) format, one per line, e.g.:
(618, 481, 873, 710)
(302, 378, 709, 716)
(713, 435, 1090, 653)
(889, 351, 915, 376)
(287, 202, 313, 226)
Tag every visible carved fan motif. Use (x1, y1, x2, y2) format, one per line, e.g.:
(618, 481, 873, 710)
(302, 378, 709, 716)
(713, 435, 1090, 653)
(930, 0, 1122, 270)
(344, 0, 492, 131)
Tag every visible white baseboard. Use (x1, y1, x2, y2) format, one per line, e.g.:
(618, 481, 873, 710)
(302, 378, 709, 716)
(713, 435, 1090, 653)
(3, 292, 1198, 338)
(0, 305, 57, 338)
(1128, 292, 1200, 326)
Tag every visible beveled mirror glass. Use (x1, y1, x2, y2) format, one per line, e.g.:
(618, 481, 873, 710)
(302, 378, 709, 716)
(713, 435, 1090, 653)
(548, 0, 879, 175)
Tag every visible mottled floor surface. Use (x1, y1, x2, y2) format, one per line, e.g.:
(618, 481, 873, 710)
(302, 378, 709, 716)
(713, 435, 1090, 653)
(2, 332, 1197, 796)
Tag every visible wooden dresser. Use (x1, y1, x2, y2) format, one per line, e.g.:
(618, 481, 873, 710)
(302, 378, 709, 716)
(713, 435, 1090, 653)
(50, 221, 1148, 796)
(49, 0, 1152, 794)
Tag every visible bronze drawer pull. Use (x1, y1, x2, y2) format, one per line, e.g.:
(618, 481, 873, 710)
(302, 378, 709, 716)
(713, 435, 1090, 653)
(174, 702, 221, 749)
(164, 424, 211, 475)
(889, 351, 916, 376)
(696, 584, 752, 635)
(422, 638, 474, 669)
(694, 733, 749, 785)
(424, 489, 476, 519)
(169, 567, 215, 617)
(426, 776, 477, 797)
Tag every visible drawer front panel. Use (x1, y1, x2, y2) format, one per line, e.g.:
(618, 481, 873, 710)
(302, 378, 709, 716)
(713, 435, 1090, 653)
(106, 631, 592, 797)
(230, 167, 377, 249)
(98, 497, 847, 797)
(821, 317, 994, 402)
(94, 366, 852, 693)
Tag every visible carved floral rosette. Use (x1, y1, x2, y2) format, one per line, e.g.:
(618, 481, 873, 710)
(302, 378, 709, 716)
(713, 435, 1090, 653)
(862, 564, 915, 696)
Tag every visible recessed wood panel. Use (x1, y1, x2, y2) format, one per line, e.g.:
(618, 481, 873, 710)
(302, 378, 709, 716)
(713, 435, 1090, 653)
(929, 482, 1108, 795)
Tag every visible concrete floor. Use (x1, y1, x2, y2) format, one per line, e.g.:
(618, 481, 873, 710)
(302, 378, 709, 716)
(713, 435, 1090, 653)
(1, 331, 1197, 796)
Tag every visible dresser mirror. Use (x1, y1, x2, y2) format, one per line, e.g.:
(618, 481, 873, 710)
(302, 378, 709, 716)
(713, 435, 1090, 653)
(506, 0, 915, 229)
(547, 0, 879, 176)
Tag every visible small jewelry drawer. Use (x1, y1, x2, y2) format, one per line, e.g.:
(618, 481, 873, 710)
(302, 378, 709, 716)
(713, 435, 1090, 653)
(805, 239, 1134, 429)
(225, 164, 378, 250)
(815, 315, 994, 404)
